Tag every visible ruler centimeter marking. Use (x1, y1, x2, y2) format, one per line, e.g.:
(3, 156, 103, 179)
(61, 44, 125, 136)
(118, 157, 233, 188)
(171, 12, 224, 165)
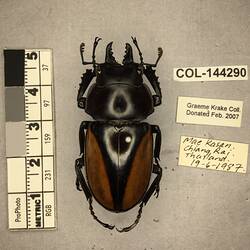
(5, 49, 56, 230)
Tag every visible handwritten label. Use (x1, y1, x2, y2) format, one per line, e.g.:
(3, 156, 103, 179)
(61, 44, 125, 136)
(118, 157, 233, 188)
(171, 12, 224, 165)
(179, 136, 248, 173)
(173, 65, 248, 82)
(176, 96, 243, 127)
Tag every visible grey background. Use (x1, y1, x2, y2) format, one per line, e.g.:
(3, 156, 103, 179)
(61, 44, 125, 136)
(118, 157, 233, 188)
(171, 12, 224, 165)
(0, 0, 250, 249)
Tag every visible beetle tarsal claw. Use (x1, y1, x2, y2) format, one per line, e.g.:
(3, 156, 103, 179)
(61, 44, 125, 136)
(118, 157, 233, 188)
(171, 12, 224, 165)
(80, 43, 85, 52)
(94, 37, 102, 43)
(115, 224, 137, 233)
(76, 159, 80, 167)
(154, 187, 160, 198)
(131, 36, 137, 44)
(158, 47, 163, 57)
(75, 177, 82, 191)
(78, 97, 86, 109)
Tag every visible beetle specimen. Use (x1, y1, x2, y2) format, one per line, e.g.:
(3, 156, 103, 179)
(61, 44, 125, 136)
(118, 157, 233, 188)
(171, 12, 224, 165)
(75, 37, 163, 232)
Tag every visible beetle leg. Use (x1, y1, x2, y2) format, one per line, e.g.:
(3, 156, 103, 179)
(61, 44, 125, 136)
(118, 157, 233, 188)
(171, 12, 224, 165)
(142, 125, 162, 205)
(144, 66, 162, 106)
(75, 121, 91, 200)
(75, 157, 92, 200)
(77, 69, 95, 109)
(152, 159, 162, 198)
(152, 125, 162, 198)
(152, 125, 161, 160)
(116, 203, 144, 233)
(89, 197, 115, 230)
(79, 121, 89, 155)
(143, 160, 162, 205)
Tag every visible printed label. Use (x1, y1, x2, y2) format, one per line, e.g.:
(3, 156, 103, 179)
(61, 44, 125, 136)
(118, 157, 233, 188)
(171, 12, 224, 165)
(43, 192, 55, 227)
(42, 121, 54, 155)
(174, 65, 248, 82)
(179, 136, 248, 173)
(43, 157, 54, 192)
(27, 193, 43, 228)
(8, 194, 27, 229)
(41, 86, 52, 120)
(40, 50, 52, 85)
(176, 96, 243, 127)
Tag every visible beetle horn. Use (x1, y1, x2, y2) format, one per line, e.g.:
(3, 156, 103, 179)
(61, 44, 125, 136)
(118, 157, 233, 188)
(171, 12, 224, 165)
(122, 43, 134, 64)
(105, 42, 117, 64)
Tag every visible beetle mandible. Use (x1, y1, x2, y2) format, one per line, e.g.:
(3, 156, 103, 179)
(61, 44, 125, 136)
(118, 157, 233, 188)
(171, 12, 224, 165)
(75, 37, 163, 232)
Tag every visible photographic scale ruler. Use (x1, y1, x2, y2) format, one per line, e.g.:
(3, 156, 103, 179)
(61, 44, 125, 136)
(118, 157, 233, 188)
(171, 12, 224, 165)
(4, 49, 56, 230)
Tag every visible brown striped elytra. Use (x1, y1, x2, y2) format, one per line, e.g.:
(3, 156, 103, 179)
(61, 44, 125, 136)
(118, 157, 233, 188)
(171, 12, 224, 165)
(86, 123, 153, 212)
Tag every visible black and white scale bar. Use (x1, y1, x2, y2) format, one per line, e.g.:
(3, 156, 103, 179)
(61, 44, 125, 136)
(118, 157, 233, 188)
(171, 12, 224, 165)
(5, 49, 56, 230)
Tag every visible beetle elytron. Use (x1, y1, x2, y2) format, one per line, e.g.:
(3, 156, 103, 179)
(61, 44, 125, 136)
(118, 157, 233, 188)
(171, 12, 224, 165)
(75, 37, 163, 232)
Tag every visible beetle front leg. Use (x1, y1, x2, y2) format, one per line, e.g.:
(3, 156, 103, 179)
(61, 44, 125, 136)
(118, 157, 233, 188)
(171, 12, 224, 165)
(77, 70, 95, 109)
(144, 66, 162, 106)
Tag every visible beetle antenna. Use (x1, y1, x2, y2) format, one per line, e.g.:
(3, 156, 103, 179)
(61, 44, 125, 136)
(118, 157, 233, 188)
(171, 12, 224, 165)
(80, 37, 102, 67)
(92, 37, 102, 69)
(143, 47, 163, 67)
(131, 36, 144, 65)
(80, 42, 93, 65)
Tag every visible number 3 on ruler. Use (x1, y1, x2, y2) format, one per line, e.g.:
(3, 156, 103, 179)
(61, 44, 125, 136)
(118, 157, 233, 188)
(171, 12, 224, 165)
(28, 123, 40, 130)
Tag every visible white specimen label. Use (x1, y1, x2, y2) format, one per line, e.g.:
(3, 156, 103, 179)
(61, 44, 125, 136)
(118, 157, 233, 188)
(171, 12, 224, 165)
(174, 65, 248, 82)
(176, 96, 243, 127)
(179, 136, 248, 173)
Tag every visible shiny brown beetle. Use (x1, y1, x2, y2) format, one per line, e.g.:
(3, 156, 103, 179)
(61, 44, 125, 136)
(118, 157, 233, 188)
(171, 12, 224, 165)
(75, 37, 163, 232)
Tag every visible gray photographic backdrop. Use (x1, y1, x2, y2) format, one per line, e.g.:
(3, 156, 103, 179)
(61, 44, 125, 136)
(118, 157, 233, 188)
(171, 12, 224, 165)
(0, 1, 250, 249)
